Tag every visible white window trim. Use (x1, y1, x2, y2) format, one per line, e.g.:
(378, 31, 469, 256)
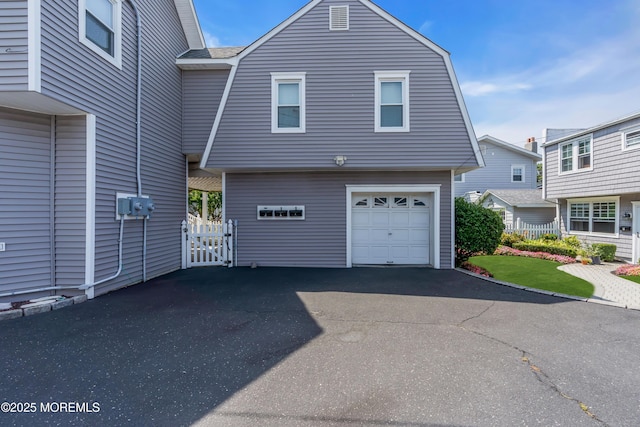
(511, 164, 525, 183)
(271, 72, 306, 133)
(374, 71, 410, 133)
(78, 0, 122, 69)
(558, 134, 593, 175)
(567, 196, 619, 238)
(621, 125, 640, 152)
(453, 173, 465, 183)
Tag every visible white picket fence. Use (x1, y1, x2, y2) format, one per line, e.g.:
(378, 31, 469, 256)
(504, 219, 560, 240)
(181, 219, 234, 268)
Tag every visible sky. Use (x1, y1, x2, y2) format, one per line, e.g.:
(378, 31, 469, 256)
(191, 0, 640, 147)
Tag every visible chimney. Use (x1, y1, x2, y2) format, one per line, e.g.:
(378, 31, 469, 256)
(525, 137, 537, 153)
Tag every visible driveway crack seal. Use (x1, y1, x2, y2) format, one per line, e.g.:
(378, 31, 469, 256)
(520, 353, 608, 426)
(459, 301, 495, 325)
(458, 324, 608, 426)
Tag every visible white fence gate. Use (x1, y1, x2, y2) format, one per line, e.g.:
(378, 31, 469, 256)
(504, 219, 560, 240)
(181, 219, 234, 268)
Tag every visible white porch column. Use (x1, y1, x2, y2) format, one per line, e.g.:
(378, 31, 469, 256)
(202, 192, 209, 222)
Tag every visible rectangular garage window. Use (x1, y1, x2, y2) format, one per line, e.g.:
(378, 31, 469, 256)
(257, 205, 305, 220)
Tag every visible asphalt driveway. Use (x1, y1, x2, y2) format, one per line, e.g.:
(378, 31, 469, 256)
(1, 267, 640, 426)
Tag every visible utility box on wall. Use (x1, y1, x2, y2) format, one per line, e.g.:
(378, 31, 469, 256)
(116, 193, 156, 219)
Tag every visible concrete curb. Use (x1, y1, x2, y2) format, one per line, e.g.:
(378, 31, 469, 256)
(0, 294, 89, 321)
(456, 268, 640, 311)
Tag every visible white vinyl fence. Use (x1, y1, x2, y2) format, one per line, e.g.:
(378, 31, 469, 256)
(181, 219, 234, 268)
(504, 219, 560, 240)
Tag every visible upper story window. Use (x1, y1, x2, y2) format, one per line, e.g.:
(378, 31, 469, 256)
(454, 173, 465, 182)
(559, 135, 592, 174)
(271, 72, 306, 133)
(375, 71, 410, 132)
(79, 0, 122, 68)
(622, 125, 640, 151)
(568, 198, 618, 236)
(511, 164, 524, 182)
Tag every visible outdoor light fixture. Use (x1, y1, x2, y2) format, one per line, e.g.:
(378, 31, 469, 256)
(334, 155, 347, 166)
(623, 212, 632, 219)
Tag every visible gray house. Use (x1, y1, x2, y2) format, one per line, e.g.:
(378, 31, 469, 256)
(542, 112, 640, 263)
(480, 189, 556, 229)
(0, 0, 205, 302)
(454, 135, 541, 199)
(180, 0, 483, 269)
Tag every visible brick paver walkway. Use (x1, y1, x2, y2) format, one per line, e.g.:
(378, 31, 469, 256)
(559, 262, 640, 309)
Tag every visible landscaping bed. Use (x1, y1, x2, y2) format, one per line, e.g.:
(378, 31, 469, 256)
(613, 264, 640, 284)
(468, 255, 594, 298)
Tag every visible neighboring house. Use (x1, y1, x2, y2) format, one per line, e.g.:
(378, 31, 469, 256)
(542, 112, 640, 263)
(0, 0, 205, 302)
(480, 189, 556, 228)
(179, 0, 483, 269)
(454, 135, 541, 198)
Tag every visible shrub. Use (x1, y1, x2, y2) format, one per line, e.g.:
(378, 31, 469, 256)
(455, 198, 504, 265)
(495, 245, 576, 264)
(613, 264, 640, 277)
(512, 241, 577, 258)
(562, 235, 581, 249)
(540, 233, 558, 241)
(500, 232, 526, 248)
(592, 243, 616, 262)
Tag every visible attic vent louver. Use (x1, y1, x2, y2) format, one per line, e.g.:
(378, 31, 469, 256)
(330, 5, 349, 31)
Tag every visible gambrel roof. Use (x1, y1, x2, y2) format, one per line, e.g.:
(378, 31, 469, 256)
(195, 0, 483, 170)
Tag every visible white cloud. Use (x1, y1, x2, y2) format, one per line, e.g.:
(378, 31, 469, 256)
(203, 31, 220, 48)
(461, 24, 640, 146)
(419, 20, 432, 35)
(461, 81, 531, 97)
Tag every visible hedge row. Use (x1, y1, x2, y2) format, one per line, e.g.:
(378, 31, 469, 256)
(512, 241, 578, 258)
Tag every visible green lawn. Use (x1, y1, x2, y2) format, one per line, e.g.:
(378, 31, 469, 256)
(620, 275, 640, 285)
(469, 255, 594, 298)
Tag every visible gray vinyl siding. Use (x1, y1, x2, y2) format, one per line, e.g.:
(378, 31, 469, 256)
(0, 0, 29, 91)
(0, 108, 52, 298)
(226, 171, 453, 268)
(512, 207, 556, 225)
(545, 117, 640, 199)
(54, 115, 86, 286)
(182, 69, 229, 154)
(557, 194, 638, 261)
(209, 0, 476, 171)
(455, 141, 538, 196)
(39, 0, 188, 296)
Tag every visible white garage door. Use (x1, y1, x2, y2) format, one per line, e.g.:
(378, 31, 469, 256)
(352, 193, 430, 265)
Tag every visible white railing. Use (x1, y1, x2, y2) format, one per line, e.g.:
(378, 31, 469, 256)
(504, 219, 560, 240)
(181, 219, 234, 268)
